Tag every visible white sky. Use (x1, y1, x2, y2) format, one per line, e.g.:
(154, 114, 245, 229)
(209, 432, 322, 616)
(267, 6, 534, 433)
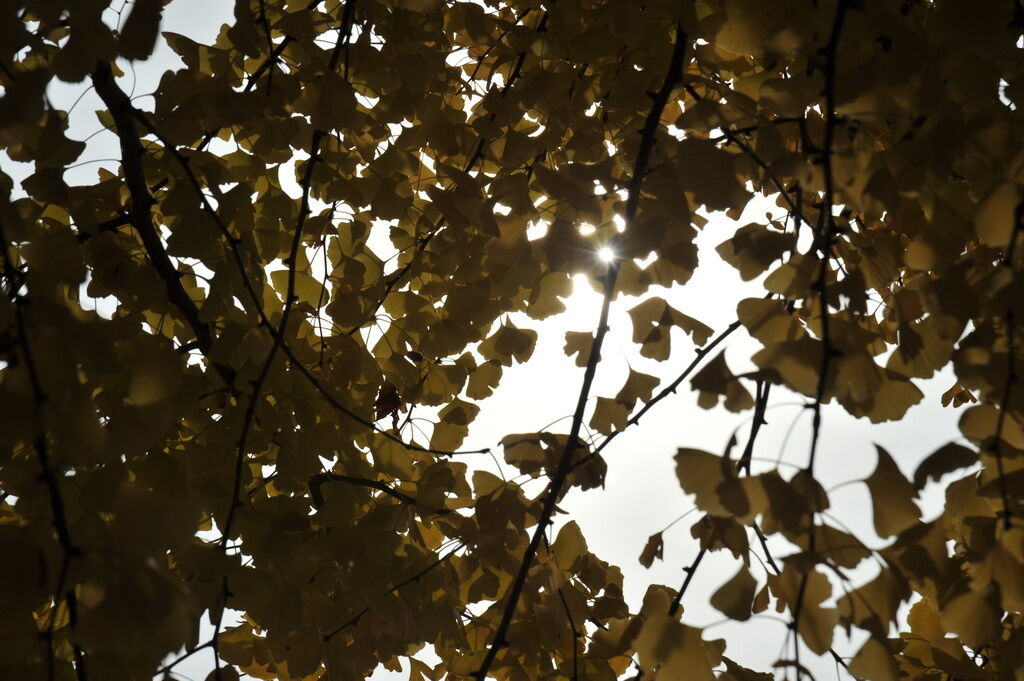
(0, 2, 968, 680)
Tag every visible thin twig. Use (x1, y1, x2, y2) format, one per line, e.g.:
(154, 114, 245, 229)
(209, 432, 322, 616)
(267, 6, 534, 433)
(212, 5, 359, 678)
(308, 473, 416, 508)
(257, 0, 275, 93)
(345, 7, 547, 337)
(737, 381, 771, 475)
(321, 545, 461, 641)
(0, 211, 86, 680)
(222, 0, 357, 549)
(991, 202, 1024, 529)
(793, 4, 850, 679)
(557, 587, 580, 681)
(154, 641, 214, 677)
(751, 521, 781, 575)
(580, 320, 742, 467)
(991, 311, 1017, 530)
(196, 0, 321, 152)
(668, 547, 707, 617)
(111, 51, 486, 467)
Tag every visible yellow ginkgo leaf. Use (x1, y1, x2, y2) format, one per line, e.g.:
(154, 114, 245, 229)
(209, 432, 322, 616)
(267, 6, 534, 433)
(864, 445, 921, 538)
(710, 564, 757, 621)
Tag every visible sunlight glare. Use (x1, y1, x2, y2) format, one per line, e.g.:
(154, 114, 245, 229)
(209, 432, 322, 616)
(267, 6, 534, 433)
(597, 246, 616, 263)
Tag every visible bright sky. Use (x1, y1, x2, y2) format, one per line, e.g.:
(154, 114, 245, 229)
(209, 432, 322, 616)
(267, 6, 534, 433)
(0, 2, 969, 680)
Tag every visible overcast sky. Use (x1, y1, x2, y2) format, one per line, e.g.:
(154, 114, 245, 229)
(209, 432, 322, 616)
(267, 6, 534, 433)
(0, 2, 968, 680)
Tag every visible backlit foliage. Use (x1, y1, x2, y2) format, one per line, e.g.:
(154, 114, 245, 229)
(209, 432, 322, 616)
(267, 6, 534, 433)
(1, 1, 1023, 680)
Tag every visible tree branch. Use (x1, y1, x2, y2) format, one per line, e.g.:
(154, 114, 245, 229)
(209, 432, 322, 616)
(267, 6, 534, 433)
(668, 546, 707, 618)
(89, 62, 236, 387)
(322, 545, 461, 641)
(593, 320, 742, 457)
(127, 106, 486, 458)
(557, 587, 581, 681)
(345, 8, 547, 337)
(211, 5, 360, 678)
(308, 473, 416, 508)
(992, 310, 1018, 530)
(0, 214, 86, 681)
(793, 4, 850, 678)
(737, 380, 771, 476)
(473, 24, 690, 681)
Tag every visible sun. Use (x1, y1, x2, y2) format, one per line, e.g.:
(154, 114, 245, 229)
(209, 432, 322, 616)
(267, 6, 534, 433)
(597, 246, 616, 263)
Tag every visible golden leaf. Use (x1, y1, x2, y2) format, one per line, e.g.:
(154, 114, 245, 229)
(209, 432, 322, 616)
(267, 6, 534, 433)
(710, 565, 757, 621)
(864, 446, 922, 538)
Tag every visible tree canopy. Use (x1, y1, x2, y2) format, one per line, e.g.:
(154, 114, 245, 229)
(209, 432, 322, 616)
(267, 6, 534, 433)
(1, 0, 1023, 680)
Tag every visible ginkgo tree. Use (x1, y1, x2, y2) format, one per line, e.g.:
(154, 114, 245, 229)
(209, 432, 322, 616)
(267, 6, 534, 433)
(1, 0, 1023, 680)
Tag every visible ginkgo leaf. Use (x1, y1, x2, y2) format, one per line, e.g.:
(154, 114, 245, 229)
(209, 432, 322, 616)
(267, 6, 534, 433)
(848, 638, 899, 681)
(974, 181, 1020, 248)
(634, 615, 717, 681)
(837, 568, 909, 637)
(719, 657, 774, 681)
(751, 584, 770, 615)
(676, 312, 714, 346)
(500, 434, 548, 476)
(736, 297, 804, 345)
(206, 666, 241, 681)
(628, 297, 712, 361)
(372, 435, 416, 479)
(675, 448, 737, 517)
(716, 224, 796, 281)
(912, 443, 978, 490)
(940, 590, 1002, 649)
(715, 8, 768, 56)
(969, 535, 1024, 611)
(690, 350, 754, 412)
(864, 445, 921, 538)
(774, 565, 837, 656)
(472, 470, 505, 498)
(553, 521, 588, 571)
(763, 255, 817, 299)
(127, 337, 183, 407)
(479, 322, 538, 366)
(906, 599, 944, 640)
(268, 628, 322, 679)
(690, 515, 750, 561)
(375, 382, 401, 421)
(269, 270, 323, 306)
(710, 565, 757, 621)
(564, 331, 594, 367)
(467, 360, 502, 399)
(960, 404, 1024, 449)
(615, 369, 660, 410)
(674, 139, 749, 212)
(639, 532, 664, 568)
(119, 0, 163, 60)
(590, 397, 629, 435)
(430, 421, 468, 452)
(628, 297, 677, 361)
(940, 382, 977, 407)
(812, 524, 871, 569)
